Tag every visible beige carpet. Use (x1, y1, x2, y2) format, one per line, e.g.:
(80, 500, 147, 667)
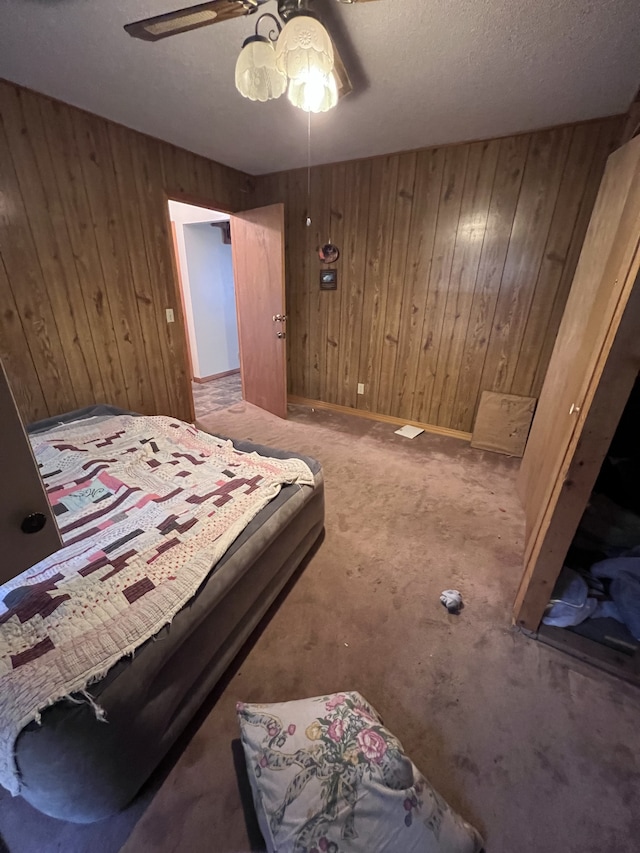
(1, 401, 639, 853)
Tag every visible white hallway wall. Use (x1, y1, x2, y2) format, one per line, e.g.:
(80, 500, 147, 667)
(168, 201, 239, 380)
(183, 222, 239, 379)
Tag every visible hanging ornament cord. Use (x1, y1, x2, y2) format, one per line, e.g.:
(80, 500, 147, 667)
(305, 114, 333, 247)
(306, 111, 312, 227)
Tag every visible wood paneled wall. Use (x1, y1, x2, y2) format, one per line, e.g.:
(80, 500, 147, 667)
(256, 117, 622, 434)
(0, 79, 624, 434)
(0, 80, 252, 424)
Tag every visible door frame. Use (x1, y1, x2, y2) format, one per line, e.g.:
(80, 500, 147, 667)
(514, 247, 640, 631)
(514, 134, 640, 631)
(163, 191, 238, 424)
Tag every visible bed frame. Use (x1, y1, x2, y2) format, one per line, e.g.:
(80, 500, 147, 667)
(14, 408, 324, 823)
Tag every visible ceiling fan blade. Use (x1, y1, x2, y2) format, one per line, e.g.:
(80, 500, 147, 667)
(124, 0, 259, 42)
(333, 48, 353, 100)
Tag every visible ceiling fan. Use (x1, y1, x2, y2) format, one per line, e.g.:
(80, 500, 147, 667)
(124, 0, 380, 43)
(124, 0, 383, 112)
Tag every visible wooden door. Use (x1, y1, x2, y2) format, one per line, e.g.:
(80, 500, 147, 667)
(231, 203, 287, 419)
(515, 136, 640, 629)
(0, 361, 62, 584)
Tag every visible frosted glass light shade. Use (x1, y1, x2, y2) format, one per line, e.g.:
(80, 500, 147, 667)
(235, 37, 287, 102)
(287, 67, 338, 113)
(275, 15, 335, 83)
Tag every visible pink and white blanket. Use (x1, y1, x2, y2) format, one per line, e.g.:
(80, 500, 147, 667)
(0, 414, 314, 795)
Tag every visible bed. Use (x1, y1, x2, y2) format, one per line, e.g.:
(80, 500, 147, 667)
(0, 406, 324, 823)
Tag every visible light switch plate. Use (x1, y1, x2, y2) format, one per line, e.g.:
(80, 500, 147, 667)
(357, 383, 365, 395)
(166, 308, 175, 323)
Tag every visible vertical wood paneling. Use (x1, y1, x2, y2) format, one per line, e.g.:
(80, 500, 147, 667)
(510, 123, 604, 397)
(325, 163, 347, 402)
(394, 147, 445, 420)
(307, 165, 329, 401)
(478, 126, 573, 397)
(131, 133, 190, 419)
(0, 117, 77, 415)
(357, 155, 399, 412)
(258, 116, 623, 433)
(72, 110, 155, 413)
(430, 139, 500, 427)
(415, 144, 469, 424)
(451, 135, 529, 430)
(530, 119, 623, 397)
(376, 153, 417, 415)
(338, 159, 371, 408)
(314, 167, 332, 403)
(0, 81, 251, 423)
(37, 94, 128, 411)
(0, 77, 623, 436)
(107, 122, 171, 415)
(0, 257, 48, 420)
(2, 87, 105, 410)
(288, 168, 308, 397)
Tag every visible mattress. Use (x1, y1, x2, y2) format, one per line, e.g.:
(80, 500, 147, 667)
(12, 407, 324, 823)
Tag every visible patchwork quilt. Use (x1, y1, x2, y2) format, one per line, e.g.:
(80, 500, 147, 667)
(0, 414, 314, 796)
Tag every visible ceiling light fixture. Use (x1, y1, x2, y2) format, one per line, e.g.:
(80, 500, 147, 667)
(235, 14, 287, 102)
(276, 12, 337, 113)
(234, 0, 339, 113)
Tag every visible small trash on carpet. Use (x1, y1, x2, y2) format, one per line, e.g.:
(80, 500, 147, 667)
(440, 589, 464, 615)
(394, 424, 424, 439)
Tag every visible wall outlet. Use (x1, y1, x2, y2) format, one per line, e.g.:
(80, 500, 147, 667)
(357, 383, 365, 395)
(166, 308, 175, 324)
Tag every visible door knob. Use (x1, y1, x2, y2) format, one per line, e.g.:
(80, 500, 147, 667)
(569, 403, 581, 415)
(276, 331, 286, 339)
(21, 512, 47, 534)
(273, 314, 287, 322)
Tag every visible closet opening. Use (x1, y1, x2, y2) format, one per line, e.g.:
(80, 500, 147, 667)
(537, 374, 640, 684)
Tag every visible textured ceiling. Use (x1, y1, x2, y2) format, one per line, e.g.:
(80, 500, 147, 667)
(0, 0, 638, 175)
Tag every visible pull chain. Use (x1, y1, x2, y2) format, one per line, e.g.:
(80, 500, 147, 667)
(305, 111, 312, 227)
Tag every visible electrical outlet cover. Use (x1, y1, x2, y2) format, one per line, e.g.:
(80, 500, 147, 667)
(357, 383, 365, 395)
(166, 308, 175, 323)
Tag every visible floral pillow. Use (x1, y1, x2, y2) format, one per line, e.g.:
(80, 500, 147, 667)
(237, 691, 484, 853)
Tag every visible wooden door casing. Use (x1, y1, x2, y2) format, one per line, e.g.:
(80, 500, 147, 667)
(519, 136, 640, 543)
(170, 221, 196, 385)
(231, 204, 287, 419)
(515, 136, 640, 629)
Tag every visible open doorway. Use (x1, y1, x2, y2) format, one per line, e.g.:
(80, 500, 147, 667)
(168, 199, 288, 421)
(168, 199, 242, 420)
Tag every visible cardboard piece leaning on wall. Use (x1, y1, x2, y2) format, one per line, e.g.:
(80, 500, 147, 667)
(471, 391, 537, 457)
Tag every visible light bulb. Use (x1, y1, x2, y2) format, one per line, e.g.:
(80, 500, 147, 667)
(287, 67, 338, 113)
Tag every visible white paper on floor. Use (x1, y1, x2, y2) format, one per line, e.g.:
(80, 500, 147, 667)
(394, 425, 425, 439)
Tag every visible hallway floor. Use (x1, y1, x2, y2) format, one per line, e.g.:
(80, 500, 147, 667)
(192, 373, 242, 418)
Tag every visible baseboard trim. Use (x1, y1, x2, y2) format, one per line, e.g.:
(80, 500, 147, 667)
(193, 369, 241, 384)
(287, 396, 472, 442)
